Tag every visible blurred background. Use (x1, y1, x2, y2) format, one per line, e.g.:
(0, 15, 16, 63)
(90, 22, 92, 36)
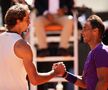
(0, 0, 108, 90)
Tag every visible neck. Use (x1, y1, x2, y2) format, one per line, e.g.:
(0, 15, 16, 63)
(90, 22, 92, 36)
(8, 28, 22, 35)
(7, 31, 19, 34)
(89, 40, 101, 50)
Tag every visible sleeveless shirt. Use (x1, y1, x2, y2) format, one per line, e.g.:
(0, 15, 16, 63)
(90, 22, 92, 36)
(0, 32, 28, 90)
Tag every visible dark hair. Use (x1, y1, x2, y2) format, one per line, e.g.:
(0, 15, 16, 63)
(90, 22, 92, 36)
(87, 15, 105, 38)
(102, 28, 108, 45)
(5, 4, 30, 29)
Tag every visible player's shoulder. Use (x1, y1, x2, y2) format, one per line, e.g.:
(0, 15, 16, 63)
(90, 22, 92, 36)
(15, 39, 32, 51)
(14, 39, 33, 59)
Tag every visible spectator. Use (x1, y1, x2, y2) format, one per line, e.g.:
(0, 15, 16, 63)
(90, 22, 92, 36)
(34, 0, 75, 56)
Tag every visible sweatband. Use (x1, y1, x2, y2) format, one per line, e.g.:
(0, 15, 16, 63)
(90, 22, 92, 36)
(63, 72, 77, 84)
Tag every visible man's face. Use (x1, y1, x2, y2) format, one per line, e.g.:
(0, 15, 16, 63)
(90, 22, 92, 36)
(81, 21, 94, 44)
(20, 11, 30, 32)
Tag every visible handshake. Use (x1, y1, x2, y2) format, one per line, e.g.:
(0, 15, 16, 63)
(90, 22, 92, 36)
(52, 62, 77, 84)
(52, 62, 66, 77)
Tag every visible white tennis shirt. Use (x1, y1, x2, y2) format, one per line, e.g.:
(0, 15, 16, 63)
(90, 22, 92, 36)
(0, 32, 28, 90)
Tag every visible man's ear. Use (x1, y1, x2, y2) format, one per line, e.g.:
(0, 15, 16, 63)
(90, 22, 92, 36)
(93, 28, 99, 33)
(93, 28, 99, 36)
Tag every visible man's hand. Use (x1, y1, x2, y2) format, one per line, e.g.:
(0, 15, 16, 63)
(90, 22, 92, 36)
(52, 62, 66, 77)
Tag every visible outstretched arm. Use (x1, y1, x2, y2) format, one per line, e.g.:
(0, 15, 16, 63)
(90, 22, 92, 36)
(14, 39, 60, 85)
(53, 62, 87, 88)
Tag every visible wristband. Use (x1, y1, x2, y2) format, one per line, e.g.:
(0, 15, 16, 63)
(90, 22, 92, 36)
(65, 72, 77, 84)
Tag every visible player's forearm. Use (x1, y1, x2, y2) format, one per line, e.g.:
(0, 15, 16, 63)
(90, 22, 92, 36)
(26, 64, 56, 85)
(63, 72, 87, 89)
(34, 70, 56, 85)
